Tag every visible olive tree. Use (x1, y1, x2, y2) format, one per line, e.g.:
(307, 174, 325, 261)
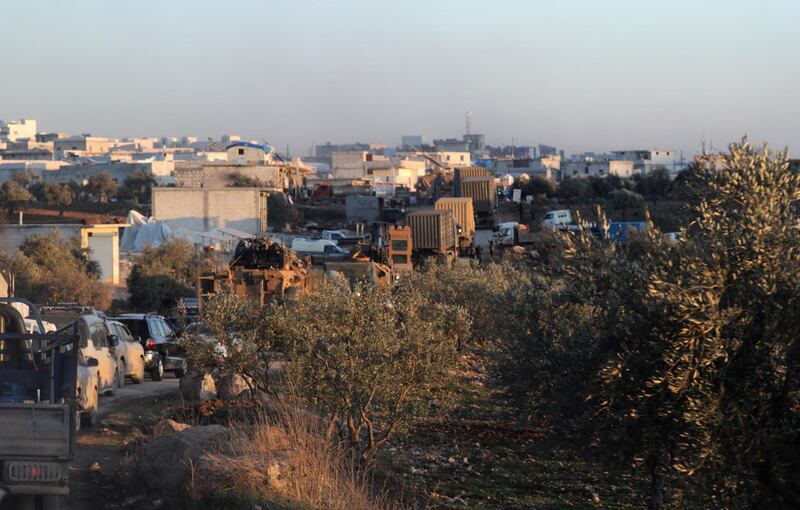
(286, 280, 461, 459)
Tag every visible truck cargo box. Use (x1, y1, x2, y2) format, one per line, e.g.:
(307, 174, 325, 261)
(435, 197, 475, 237)
(405, 210, 456, 252)
(457, 175, 496, 212)
(453, 167, 489, 193)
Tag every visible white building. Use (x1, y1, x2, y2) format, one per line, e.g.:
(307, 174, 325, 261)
(610, 149, 684, 174)
(54, 136, 114, 159)
(227, 142, 274, 165)
(495, 155, 562, 180)
(0, 119, 37, 142)
(563, 159, 636, 179)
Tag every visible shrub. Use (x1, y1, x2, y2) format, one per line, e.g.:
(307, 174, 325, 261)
(127, 238, 206, 312)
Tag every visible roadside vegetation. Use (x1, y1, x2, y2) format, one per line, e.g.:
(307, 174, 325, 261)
(171, 139, 800, 509)
(0, 231, 111, 308)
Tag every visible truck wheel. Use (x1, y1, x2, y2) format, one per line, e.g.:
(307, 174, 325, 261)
(117, 363, 125, 388)
(173, 358, 187, 379)
(81, 408, 98, 428)
(38, 495, 60, 510)
(150, 356, 164, 381)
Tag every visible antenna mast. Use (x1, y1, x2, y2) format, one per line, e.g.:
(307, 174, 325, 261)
(465, 111, 471, 136)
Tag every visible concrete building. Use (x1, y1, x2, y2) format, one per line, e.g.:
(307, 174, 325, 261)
(463, 134, 486, 155)
(610, 149, 684, 174)
(371, 160, 427, 191)
(42, 160, 174, 186)
(0, 119, 37, 142)
(152, 187, 268, 235)
(54, 136, 113, 159)
(495, 155, 562, 180)
(434, 138, 470, 152)
(401, 135, 424, 148)
(429, 151, 471, 167)
(315, 142, 370, 159)
(173, 163, 283, 190)
(563, 159, 636, 179)
(226, 141, 274, 165)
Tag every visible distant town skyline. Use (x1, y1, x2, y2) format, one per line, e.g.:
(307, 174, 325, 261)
(2, 0, 798, 156)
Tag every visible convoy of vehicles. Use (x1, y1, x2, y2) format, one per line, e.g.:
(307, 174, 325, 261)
(107, 320, 146, 384)
(112, 314, 186, 381)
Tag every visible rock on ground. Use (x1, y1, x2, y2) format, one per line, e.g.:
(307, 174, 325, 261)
(139, 424, 228, 494)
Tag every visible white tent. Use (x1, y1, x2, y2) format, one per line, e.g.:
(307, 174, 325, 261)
(120, 210, 174, 252)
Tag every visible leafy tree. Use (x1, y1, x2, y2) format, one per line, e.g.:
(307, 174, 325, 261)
(127, 238, 207, 312)
(525, 174, 557, 197)
(85, 172, 118, 203)
(42, 183, 75, 214)
(286, 280, 461, 459)
(556, 177, 590, 201)
(267, 192, 299, 230)
(120, 170, 156, 204)
(11, 171, 33, 188)
(5, 232, 110, 308)
(588, 174, 629, 197)
(0, 180, 32, 217)
(608, 188, 644, 219)
(635, 166, 672, 198)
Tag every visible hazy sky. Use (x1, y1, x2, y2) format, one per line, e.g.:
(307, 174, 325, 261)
(2, 0, 798, 156)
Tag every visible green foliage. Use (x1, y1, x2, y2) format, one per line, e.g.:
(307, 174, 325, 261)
(126, 238, 206, 312)
(85, 172, 118, 203)
(588, 174, 631, 197)
(634, 166, 672, 198)
(268, 192, 299, 230)
(286, 280, 461, 458)
(607, 188, 644, 219)
(497, 139, 800, 509)
(42, 183, 75, 214)
(524, 174, 557, 197)
(4, 231, 110, 308)
(120, 170, 156, 204)
(555, 177, 590, 201)
(0, 180, 32, 216)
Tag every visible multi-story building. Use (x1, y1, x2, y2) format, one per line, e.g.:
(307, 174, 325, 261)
(53, 136, 113, 159)
(0, 119, 37, 142)
(563, 158, 636, 179)
(495, 155, 562, 180)
(610, 149, 684, 174)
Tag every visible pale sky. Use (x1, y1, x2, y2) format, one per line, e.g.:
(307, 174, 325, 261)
(1, 0, 798, 156)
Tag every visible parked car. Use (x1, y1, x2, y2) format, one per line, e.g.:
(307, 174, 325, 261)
(25, 314, 99, 427)
(107, 320, 146, 384)
(182, 321, 227, 358)
(40, 307, 122, 396)
(111, 313, 186, 381)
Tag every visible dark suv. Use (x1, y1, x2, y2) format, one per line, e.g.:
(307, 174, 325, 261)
(110, 313, 186, 381)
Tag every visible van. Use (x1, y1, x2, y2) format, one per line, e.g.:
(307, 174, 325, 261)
(291, 238, 349, 263)
(542, 209, 574, 229)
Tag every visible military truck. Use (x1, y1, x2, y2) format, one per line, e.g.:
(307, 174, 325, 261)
(405, 209, 458, 265)
(435, 197, 475, 256)
(0, 262, 81, 509)
(198, 237, 312, 310)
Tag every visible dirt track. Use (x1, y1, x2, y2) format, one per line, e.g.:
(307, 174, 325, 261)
(64, 377, 180, 509)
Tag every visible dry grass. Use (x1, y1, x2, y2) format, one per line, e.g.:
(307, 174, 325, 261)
(186, 404, 404, 510)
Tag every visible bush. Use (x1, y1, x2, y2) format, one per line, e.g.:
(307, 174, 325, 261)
(607, 188, 644, 219)
(556, 178, 590, 201)
(525, 174, 557, 197)
(268, 192, 299, 230)
(4, 231, 110, 308)
(120, 170, 156, 204)
(127, 238, 206, 312)
(85, 172, 118, 203)
(42, 183, 75, 214)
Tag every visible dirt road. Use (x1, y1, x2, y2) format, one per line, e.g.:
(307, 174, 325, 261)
(64, 376, 180, 509)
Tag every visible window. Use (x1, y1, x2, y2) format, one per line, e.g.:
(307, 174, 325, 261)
(148, 319, 164, 338)
(460, 155, 464, 161)
(238, 148, 245, 155)
(90, 324, 107, 349)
